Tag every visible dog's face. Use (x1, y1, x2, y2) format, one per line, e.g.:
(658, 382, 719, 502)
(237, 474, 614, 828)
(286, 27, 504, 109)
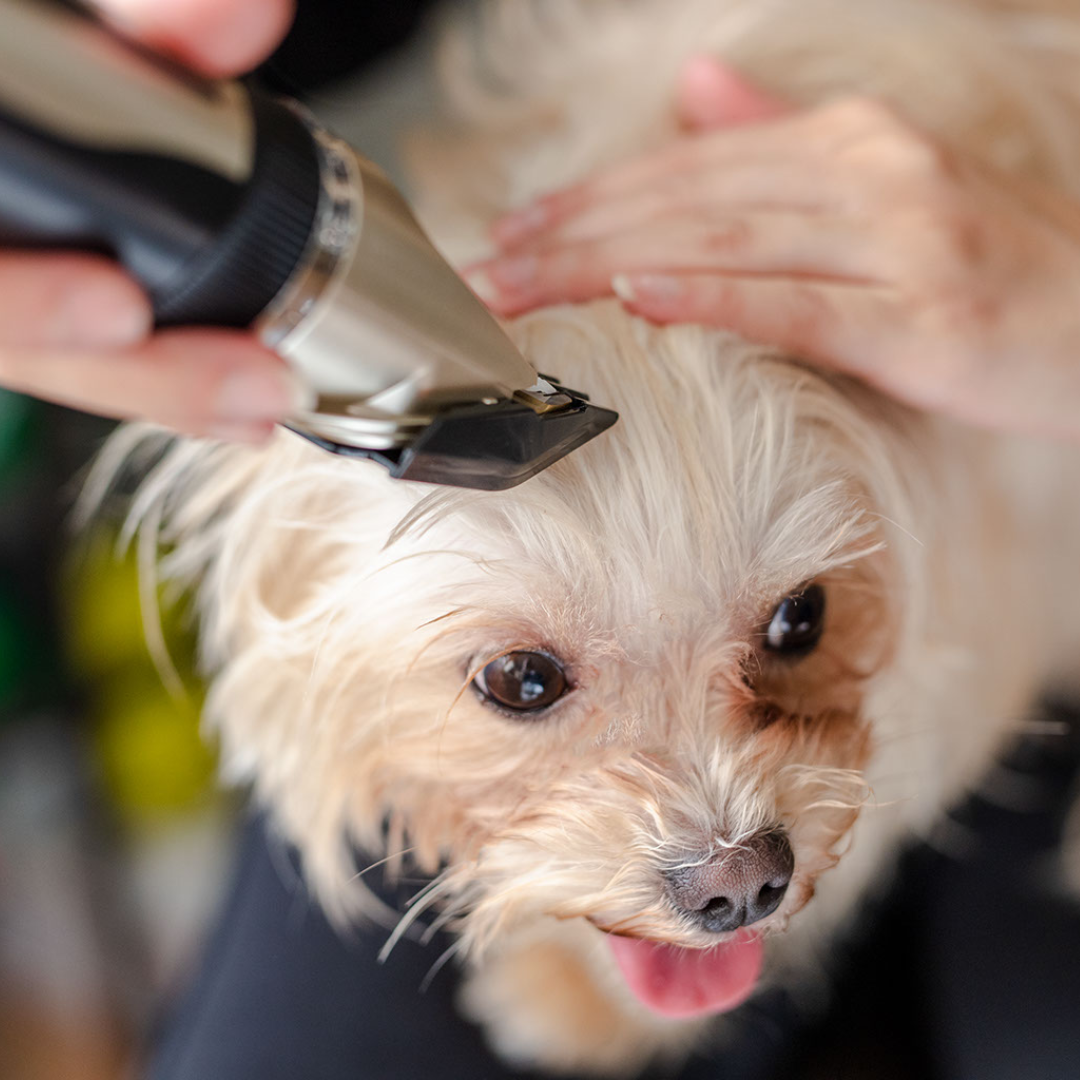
(165, 302, 925, 1017)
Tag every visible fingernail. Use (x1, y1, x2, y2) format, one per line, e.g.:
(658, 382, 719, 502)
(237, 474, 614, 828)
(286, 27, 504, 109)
(57, 280, 150, 346)
(487, 254, 538, 291)
(493, 204, 549, 246)
(611, 274, 637, 303)
(614, 273, 685, 302)
(215, 366, 315, 421)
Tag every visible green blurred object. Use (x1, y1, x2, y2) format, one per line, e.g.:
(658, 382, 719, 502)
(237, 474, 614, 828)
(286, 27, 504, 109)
(0, 583, 32, 710)
(0, 390, 65, 717)
(0, 387, 36, 484)
(0, 574, 62, 718)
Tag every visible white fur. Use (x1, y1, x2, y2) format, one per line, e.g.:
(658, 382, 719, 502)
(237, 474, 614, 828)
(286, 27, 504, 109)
(98, 1, 1080, 1074)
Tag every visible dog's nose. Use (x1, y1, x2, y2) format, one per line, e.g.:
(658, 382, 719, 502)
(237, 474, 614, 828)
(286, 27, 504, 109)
(665, 831, 794, 933)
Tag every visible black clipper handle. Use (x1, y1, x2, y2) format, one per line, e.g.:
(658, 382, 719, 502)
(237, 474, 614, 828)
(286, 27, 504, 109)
(0, 0, 321, 327)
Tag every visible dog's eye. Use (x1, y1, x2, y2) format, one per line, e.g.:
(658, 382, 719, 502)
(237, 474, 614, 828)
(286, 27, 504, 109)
(763, 584, 826, 657)
(474, 651, 568, 713)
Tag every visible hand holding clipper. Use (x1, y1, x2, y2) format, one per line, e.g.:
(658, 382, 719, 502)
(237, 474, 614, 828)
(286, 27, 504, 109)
(0, 0, 616, 488)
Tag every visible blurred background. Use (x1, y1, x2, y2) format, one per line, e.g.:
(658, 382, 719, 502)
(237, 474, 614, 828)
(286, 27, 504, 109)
(0, 394, 228, 1080)
(0, 4, 440, 1076)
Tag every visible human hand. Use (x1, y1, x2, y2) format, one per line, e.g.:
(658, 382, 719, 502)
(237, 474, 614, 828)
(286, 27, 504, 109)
(0, 0, 303, 441)
(471, 58, 1080, 441)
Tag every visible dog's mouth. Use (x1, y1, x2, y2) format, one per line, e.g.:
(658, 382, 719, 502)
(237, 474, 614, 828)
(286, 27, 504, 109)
(605, 931, 763, 1019)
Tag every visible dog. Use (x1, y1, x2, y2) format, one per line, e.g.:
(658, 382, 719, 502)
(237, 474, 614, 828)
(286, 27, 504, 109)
(106, 0, 1080, 1074)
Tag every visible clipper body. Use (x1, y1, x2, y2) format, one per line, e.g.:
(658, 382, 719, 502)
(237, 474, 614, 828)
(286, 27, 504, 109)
(0, 0, 616, 489)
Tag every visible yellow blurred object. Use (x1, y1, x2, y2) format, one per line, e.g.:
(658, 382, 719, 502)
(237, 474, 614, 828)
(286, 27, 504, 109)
(65, 531, 193, 679)
(64, 528, 218, 821)
(93, 671, 216, 819)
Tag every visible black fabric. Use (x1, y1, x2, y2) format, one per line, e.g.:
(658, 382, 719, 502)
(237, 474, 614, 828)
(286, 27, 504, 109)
(147, 821, 547, 1080)
(918, 701, 1080, 1080)
(146, 818, 801, 1080)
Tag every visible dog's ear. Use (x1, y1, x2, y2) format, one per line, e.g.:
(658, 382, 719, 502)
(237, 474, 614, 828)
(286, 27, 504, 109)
(92, 427, 434, 918)
(85, 424, 418, 660)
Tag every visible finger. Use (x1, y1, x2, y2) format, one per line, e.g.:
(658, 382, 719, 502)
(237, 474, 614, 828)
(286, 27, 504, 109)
(500, 161, 840, 254)
(0, 252, 152, 350)
(676, 56, 790, 130)
(493, 60, 791, 248)
(92, 0, 295, 77)
(0, 328, 311, 441)
(611, 271, 904, 392)
(492, 118, 808, 249)
(468, 211, 883, 316)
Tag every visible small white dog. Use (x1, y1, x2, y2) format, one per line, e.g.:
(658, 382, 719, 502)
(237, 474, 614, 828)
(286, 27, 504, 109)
(111, 0, 1080, 1074)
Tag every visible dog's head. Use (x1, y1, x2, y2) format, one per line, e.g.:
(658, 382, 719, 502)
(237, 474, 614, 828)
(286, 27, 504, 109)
(125, 300, 940, 1017)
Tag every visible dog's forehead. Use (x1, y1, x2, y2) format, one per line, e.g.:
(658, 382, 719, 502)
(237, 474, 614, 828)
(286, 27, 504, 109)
(512, 305, 864, 501)
(396, 307, 886, 633)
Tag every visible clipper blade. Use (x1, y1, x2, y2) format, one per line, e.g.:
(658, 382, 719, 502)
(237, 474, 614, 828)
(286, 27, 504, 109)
(287, 386, 617, 491)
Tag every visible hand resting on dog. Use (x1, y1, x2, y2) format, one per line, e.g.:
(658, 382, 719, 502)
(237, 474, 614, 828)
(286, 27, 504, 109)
(473, 57, 1080, 443)
(0, 0, 300, 441)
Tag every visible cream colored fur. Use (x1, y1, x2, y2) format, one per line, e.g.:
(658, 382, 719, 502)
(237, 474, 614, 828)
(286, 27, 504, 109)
(100, 0, 1080, 1074)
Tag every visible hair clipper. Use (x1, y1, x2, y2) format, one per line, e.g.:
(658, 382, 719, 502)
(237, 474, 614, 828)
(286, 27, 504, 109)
(0, 0, 617, 490)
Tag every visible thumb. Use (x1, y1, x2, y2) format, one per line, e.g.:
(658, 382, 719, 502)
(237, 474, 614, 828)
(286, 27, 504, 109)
(676, 56, 790, 130)
(93, 0, 295, 77)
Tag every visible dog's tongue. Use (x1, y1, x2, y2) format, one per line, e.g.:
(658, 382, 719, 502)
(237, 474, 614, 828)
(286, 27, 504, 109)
(608, 933, 763, 1018)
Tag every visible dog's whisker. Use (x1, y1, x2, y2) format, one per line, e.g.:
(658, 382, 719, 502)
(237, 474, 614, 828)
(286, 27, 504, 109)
(375, 549, 500, 577)
(419, 938, 466, 994)
(864, 511, 926, 549)
(379, 876, 460, 962)
(411, 606, 478, 634)
(348, 847, 419, 884)
(420, 904, 465, 945)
